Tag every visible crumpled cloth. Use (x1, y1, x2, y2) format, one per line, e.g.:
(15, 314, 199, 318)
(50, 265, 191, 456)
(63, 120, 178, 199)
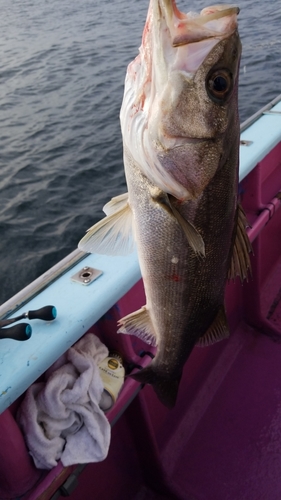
(17, 333, 110, 469)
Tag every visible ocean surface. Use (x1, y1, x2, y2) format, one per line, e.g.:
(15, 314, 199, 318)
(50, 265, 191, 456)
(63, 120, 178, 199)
(0, 0, 280, 305)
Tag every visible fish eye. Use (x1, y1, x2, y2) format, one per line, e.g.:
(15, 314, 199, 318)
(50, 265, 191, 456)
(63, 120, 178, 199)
(206, 69, 233, 103)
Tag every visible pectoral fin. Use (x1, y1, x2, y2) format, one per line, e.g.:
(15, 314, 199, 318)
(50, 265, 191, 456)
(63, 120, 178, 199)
(150, 189, 205, 257)
(169, 200, 205, 257)
(196, 306, 229, 347)
(228, 203, 252, 281)
(78, 193, 135, 255)
(117, 306, 158, 346)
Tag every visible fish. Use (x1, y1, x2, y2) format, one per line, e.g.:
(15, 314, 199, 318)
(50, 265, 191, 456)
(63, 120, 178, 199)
(79, 0, 251, 408)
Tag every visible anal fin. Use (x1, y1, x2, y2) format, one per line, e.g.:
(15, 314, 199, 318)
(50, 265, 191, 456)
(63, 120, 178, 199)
(228, 203, 252, 281)
(117, 306, 158, 347)
(196, 306, 229, 347)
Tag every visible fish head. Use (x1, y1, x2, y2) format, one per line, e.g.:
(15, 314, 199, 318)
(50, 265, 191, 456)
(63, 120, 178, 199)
(120, 1, 241, 201)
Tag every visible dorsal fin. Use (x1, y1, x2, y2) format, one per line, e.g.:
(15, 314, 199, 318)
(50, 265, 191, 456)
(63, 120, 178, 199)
(228, 203, 252, 281)
(196, 306, 229, 347)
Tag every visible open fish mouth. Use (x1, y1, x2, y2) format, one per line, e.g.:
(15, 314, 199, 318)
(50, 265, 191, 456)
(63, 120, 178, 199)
(161, 2, 240, 47)
(141, 1, 240, 76)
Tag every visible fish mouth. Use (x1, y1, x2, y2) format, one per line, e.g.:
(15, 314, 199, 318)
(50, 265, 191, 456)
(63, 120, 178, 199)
(159, 134, 221, 151)
(172, 136, 218, 144)
(161, 1, 240, 47)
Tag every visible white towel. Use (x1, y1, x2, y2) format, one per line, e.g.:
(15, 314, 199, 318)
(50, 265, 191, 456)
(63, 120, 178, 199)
(17, 333, 111, 469)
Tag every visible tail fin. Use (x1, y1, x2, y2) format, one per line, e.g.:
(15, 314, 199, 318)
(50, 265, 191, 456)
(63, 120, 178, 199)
(131, 366, 181, 409)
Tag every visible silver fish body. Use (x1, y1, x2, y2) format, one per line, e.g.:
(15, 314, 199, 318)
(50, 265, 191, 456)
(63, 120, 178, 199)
(120, 20, 247, 406)
(79, 2, 251, 408)
(123, 80, 240, 407)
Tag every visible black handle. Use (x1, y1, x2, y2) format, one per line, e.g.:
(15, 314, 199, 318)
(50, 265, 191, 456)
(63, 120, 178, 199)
(0, 324, 32, 341)
(27, 306, 57, 321)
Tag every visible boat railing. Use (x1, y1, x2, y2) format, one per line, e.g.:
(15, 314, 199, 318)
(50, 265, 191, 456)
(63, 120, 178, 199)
(240, 92, 281, 132)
